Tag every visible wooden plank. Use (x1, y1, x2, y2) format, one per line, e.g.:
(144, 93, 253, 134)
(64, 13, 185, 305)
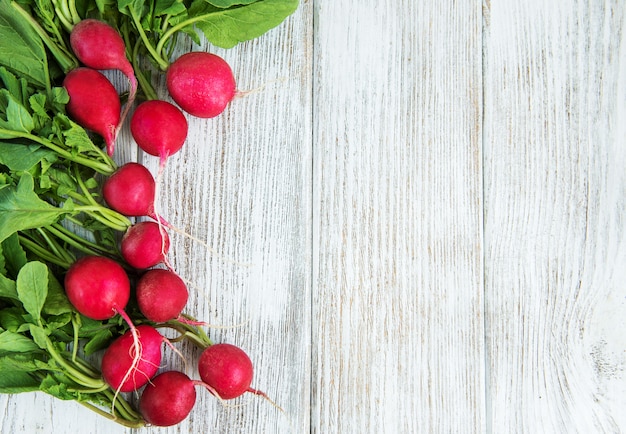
(483, 0, 626, 431)
(312, 1, 485, 433)
(137, 2, 313, 433)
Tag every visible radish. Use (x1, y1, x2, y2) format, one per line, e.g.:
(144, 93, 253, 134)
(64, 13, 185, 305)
(69, 18, 137, 132)
(63, 67, 121, 156)
(70, 19, 136, 91)
(197, 343, 267, 400)
(136, 269, 188, 323)
(102, 162, 160, 220)
(101, 325, 164, 392)
(135, 269, 220, 327)
(120, 221, 171, 270)
(139, 371, 197, 426)
(64, 255, 130, 321)
(166, 52, 236, 119)
(130, 100, 188, 170)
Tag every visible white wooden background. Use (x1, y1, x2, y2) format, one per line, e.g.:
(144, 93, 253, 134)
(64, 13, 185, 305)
(2, 0, 626, 432)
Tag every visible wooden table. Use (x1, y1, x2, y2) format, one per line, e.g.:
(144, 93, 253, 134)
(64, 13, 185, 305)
(2, 0, 625, 432)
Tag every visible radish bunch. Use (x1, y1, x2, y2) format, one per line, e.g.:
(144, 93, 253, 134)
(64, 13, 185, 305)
(64, 19, 237, 266)
(58, 18, 270, 427)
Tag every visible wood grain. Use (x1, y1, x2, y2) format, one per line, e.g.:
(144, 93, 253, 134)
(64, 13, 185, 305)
(483, 0, 626, 432)
(312, 1, 485, 433)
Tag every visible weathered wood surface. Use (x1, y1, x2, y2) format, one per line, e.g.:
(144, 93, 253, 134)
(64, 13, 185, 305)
(484, 1, 626, 432)
(1, 0, 625, 432)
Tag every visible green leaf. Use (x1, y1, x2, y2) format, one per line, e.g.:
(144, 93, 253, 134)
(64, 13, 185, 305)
(0, 307, 28, 332)
(50, 87, 69, 104)
(0, 330, 40, 354)
(0, 274, 18, 301)
(0, 0, 49, 88)
(82, 177, 98, 190)
(28, 324, 49, 349)
(47, 166, 79, 194)
(0, 172, 67, 243)
(16, 261, 49, 322)
(0, 240, 5, 275)
(0, 67, 25, 104)
(154, 0, 187, 16)
(63, 119, 99, 153)
(83, 328, 114, 355)
(0, 371, 40, 393)
(44, 312, 72, 331)
(0, 352, 46, 372)
(40, 374, 77, 400)
(0, 89, 35, 136)
(204, 0, 259, 7)
(0, 143, 57, 171)
(187, 0, 298, 48)
(29, 92, 52, 129)
(1, 232, 28, 278)
(42, 273, 73, 315)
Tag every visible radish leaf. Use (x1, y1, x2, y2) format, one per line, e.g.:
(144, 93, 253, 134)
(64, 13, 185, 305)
(0, 0, 49, 88)
(187, 0, 299, 48)
(16, 261, 48, 323)
(0, 173, 66, 243)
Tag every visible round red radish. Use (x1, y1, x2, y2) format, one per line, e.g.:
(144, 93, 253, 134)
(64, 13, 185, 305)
(139, 371, 196, 426)
(136, 269, 188, 322)
(101, 325, 163, 392)
(166, 52, 236, 118)
(103, 163, 156, 217)
(198, 343, 254, 400)
(63, 67, 121, 156)
(130, 100, 188, 163)
(121, 221, 170, 269)
(64, 256, 130, 320)
(70, 19, 135, 86)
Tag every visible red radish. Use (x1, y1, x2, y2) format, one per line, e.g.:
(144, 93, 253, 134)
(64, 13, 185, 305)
(120, 221, 170, 269)
(101, 325, 164, 392)
(64, 255, 130, 321)
(136, 269, 238, 328)
(70, 19, 137, 130)
(198, 343, 263, 400)
(166, 52, 236, 119)
(139, 371, 197, 427)
(136, 269, 188, 322)
(102, 162, 159, 219)
(130, 100, 188, 169)
(70, 19, 135, 86)
(63, 68, 121, 156)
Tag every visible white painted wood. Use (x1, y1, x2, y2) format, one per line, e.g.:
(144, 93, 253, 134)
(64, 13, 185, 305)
(483, 0, 626, 432)
(311, 1, 485, 433)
